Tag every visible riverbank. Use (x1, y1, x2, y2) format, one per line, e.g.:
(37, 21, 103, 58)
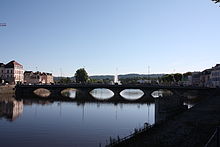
(0, 85, 15, 94)
(113, 91, 220, 147)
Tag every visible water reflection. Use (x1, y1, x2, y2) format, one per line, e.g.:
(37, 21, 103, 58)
(120, 89, 144, 100)
(0, 97, 23, 121)
(0, 97, 155, 147)
(90, 88, 114, 99)
(151, 89, 173, 98)
(61, 88, 76, 99)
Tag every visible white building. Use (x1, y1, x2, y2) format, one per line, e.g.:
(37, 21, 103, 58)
(0, 61, 24, 84)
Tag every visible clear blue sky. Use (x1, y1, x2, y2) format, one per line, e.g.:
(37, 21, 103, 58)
(0, 0, 219, 76)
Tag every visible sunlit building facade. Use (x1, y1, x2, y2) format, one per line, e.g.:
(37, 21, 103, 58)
(0, 60, 24, 84)
(24, 71, 54, 84)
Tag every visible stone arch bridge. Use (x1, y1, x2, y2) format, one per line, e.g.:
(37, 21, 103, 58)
(15, 84, 215, 103)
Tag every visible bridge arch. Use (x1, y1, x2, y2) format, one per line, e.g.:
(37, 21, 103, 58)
(33, 88, 51, 97)
(61, 88, 77, 99)
(90, 88, 114, 100)
(120, 89, 144, 101)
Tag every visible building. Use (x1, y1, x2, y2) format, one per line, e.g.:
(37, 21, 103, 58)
(200, 69, 212, 87)
(181, 75, 192, 86)
(191, 72, 201, 86)
(210, 64, 220, 88)
(0, 63, 4, 83)
(24, 71, 54, 84)
(0, 60, 24, 84)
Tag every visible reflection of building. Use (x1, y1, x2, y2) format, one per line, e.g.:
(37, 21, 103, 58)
(0, 100, 23, 121)
(24, 71, 54, 84)
(0, 60, 24, 84)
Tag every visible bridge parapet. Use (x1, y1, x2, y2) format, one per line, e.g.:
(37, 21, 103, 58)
(15, 84, 215, 103)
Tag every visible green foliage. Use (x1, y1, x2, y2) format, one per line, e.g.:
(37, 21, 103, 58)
(161, 74, 174, 83)
(59, 77, 72, 84)
(173, 73, 182, 82)
(161, 73, 182, 83)
(120, 77, 140, 84)
(75, 68, 89, 83)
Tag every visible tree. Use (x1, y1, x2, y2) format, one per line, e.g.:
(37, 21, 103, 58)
(173, 73, 182, 82)
(74, 68, 89, 83)
(59, 77, 72, 84)
(161, 74, 174, 83)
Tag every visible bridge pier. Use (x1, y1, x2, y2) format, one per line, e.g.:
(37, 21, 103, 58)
(109, 88, 124, 101)
(49, 88, 64, 98)
(75, 88, 94, 100)
(141, 89, 155, 100)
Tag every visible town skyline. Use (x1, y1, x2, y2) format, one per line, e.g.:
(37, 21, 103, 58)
(1, 0, 220, 76)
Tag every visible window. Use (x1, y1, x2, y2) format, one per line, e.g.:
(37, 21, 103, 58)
(7, 70, 9, 73)
(11, 70, 13, 73)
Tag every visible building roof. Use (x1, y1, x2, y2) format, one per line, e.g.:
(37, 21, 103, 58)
(4, 60, 23, 68)
(0, 63, 4, 67)
(24, 71, 33, 74)
(202, 69, 212, 75)
(24, 71, 53, 76)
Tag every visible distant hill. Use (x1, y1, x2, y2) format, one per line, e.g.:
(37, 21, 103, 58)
(90, 74, 164, 80)
(54, 74, 165, 82)
(118, 74, 164, 79)
(90, 75, 114, 80)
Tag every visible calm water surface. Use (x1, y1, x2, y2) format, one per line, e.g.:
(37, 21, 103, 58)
(0, 98, 154, 147)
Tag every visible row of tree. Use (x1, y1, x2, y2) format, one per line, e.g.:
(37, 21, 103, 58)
(57, 68, 194, 85)
(159, 72, 192, 83)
